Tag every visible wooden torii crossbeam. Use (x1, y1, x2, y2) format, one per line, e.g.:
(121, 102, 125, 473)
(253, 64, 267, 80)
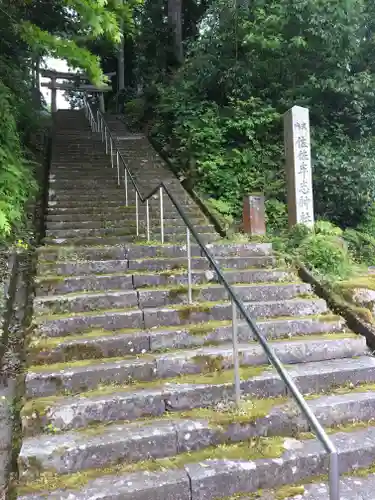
(41, 69, 115, 112)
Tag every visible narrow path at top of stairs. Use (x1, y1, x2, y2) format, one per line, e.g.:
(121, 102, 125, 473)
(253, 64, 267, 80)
(18, 109, 375, 500)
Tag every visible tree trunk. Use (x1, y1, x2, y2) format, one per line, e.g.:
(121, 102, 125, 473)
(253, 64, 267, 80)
(168, 0, 183, 65)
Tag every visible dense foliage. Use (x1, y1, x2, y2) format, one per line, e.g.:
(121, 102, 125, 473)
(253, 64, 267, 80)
(120, 0, 375, 233)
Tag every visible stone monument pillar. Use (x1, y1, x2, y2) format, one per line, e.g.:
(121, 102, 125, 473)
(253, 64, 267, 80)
(283, 105, 314, 228)
(243, 194, 266, 236)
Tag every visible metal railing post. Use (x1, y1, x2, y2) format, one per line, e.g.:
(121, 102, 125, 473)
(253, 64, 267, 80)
(101, 117, 104, 142)
(146, 200, 150, 241)
(187, 228, 193, 304)
(125, 169, 128, 206)
(160, 187, 164, 244)
(110, 138, 114, 168)
(116, 152, 120, 186)
(105, 128, 108, 154)
(329, 452, 340, 500)
(97, 110, 100, 132)
(231, 300, 241, 407)
(136, 192, 139, 237)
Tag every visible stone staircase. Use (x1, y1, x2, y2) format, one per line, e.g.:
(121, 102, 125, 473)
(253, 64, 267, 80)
(17, 110, 375, 499)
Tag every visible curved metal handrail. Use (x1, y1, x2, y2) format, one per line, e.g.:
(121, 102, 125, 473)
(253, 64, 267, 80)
(83, 96, 340, 500)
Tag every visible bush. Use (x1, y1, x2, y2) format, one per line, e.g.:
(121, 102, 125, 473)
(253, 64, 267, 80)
(296, 233, 353, 279)
(265, 199, 288, 235)
(0, 82, 37, 242)
(343, 228, 375, 266)
(273, 220, 355, 280)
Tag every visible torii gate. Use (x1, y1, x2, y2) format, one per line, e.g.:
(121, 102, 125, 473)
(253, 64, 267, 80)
(40, 69, 115, 113)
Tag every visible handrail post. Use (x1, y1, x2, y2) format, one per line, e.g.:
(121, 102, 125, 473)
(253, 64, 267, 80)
(329, 451, 340, 500)
(110, 138, 114, 169)
(105, 127, 108, 154)
(146, 199, 150, 241)
(125, 169, 128, 206)
(160, 187, 164, 244)
(136, 192, 139, 237)
(231, 300, 241, 407)
(116, 152, 120, 186)
(187, 228, 193, 304)
(101, 117, 104, 142)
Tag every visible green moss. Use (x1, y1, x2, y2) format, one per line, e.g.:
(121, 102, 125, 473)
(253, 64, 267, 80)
(176, 302, 214, 321)
(168, 285, 189, 298)
(18, 437, 286, 495)
(28, 355, 150, 373)
(35, 306, 137, 322)
(189, 321, 231, 336)
(181, 396, 287, 426)
(193, 354, 224, 373)
(22, 365, 269, 418)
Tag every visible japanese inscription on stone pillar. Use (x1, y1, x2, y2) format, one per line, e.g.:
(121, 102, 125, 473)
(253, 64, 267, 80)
(283, 105, 314, 228)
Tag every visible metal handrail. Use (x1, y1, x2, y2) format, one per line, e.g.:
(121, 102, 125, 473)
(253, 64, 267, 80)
(82, 97, 340, 500)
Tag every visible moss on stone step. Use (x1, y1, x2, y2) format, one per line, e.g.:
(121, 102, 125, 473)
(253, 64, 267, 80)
(21, 365, 269, 418)
(18, 436, 286, 495)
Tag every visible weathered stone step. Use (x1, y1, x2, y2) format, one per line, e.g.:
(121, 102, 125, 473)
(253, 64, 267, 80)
(37, 242, 272, 263)
(35, 268, 295, 297)
(35, 298, 328, 337)
(45, 224, 214, 239)
(34, 283, 311, 316)
(42, 232, 219, 247)
(136, 282, 312, 309)
(19, 425, 375, 500)
(38, 255, 274, 277)
(21, 356, 375, 434)
(34, 290, 140, 316)
(46, 216, 208, 230)
(25, 336, 366, 398)
(18, 390, 375, 480)
(282, 475, 375, 499)
(127, 255, 275, 272)
(132, 268, 290, 289)
(47, 205, 197, 217)
(29, 316, 346, 365)
(38, 259, 130, 277)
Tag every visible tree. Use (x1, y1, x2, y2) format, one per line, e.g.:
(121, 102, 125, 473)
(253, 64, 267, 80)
(146, 0, 375, 229)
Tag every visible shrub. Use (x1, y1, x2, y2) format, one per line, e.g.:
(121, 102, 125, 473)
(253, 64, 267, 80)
(265, 199, 288, 235)
(343, 228, 375, 266)
(296, 233, 353, 279)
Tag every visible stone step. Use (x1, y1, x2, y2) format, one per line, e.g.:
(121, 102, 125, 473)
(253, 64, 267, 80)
(35, 298, 328, 337)
(34, 290, 140, 316)
(136, 283, 312, 309)
(127, 255, 275, 272)
(45, 224, 214, 239)
(282, 475, 375, 499)
(38, 259, 130, 277)
(34, 283, 312, 316)
(46, 216, 208, 230)
(38, 255, 274, 277)
(29, 316, 346, 365)
(46, 205, 197, 217)
(18, 425, 375, 500)
(21, 356, 375, 434)
(35, 268, 294, 297)
(18, 390, 375, 481)
(42, 232, 220, 247)
(37, 242, 273, 263)
(25, 336, 366, 398)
